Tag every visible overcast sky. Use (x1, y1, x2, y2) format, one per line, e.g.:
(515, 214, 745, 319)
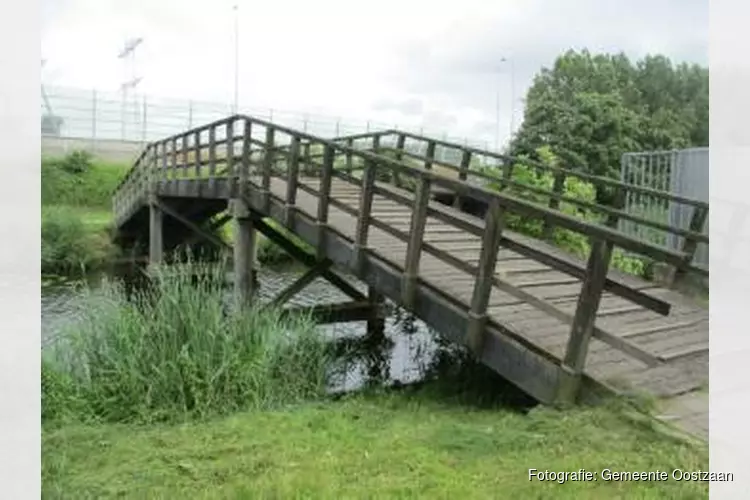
(41, 0, 708, 147)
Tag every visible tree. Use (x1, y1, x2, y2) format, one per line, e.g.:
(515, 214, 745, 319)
(510, 50, 708, 192)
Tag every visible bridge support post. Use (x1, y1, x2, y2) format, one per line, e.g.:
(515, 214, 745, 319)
(148, 194, 163, 268)
(366, 286, 386, 341)
(556, 238, 614, 405)
(231, 198, 257, 307)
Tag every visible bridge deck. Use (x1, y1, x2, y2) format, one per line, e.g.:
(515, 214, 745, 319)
(112, 117, 709, 440)
(150, 174, 708, 437)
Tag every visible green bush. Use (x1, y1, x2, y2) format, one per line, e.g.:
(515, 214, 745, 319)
(42, 263, 333, 424)
(482, 146, 648, 277)
(41, 206, 114, 274)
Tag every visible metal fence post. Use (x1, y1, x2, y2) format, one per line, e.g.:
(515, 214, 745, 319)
(188, 100, 193, 129)
(142, 95, 148, 143)
(91, 89, 97, 151)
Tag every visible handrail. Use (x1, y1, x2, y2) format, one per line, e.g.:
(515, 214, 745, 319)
(387, 129, 709, 210)
(114, 115, 707, 276)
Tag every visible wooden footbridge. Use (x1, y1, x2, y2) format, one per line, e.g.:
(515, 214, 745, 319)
(112, 116, 709, 438)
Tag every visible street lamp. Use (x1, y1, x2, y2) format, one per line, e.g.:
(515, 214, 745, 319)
(495, 56, 515, 151)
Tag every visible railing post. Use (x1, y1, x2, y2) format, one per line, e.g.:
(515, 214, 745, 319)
(160, 141, 168, 185)
(181, 134, 188, 180)
(466, 198, 505, 355)
(402, 174, 431, 309)
(352, 158, 376, 276)
(453, 149, 472, 209)
(262, 126, 275, 212)
(285, 136, 301, 228)
(424, 140, 436, 171)
(392, 133, 406, 188)
(170, 137, 178, 187)
(240, 119, 251, 196)
(542, 170, 567, 240)
(226, 119, 236, 197)
(671, 205, 709, 287)
(372, 133, 381, 153)
(194, 130, 202, 182)
(316, 144, 335, 259)
(499, 162, 514, 191)
(605, 186, 627, 228)
(208, 126, 217, 195)
(302, 141, 312, 176)
(345, 137, 354, 175)
(557, 237, 615, 404)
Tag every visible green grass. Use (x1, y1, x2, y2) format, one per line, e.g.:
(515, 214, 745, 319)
(41, 152, 126, 275)
(42, 392, 708, 499)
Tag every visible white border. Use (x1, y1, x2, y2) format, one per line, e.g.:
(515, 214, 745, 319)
(710, 0, 750, 497)
(0, 0, 41, 497)
(5, 0, 746, 497)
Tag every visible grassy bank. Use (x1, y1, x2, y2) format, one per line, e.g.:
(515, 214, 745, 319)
(41, 152, 128, 275)
(41, 151, 303, 273)
(43, 392, 707, 498)
(42, 263, 708, 498)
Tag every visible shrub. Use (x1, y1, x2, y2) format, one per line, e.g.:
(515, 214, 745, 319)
(482, 146, 648, 276)
(42, 263, 333, 424)
(41, 206, 114, 274)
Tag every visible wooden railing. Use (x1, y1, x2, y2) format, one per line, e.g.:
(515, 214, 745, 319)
(113, 115, 709, 401)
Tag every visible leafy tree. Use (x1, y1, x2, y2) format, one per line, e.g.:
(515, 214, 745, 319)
(510, 50, 708, 199)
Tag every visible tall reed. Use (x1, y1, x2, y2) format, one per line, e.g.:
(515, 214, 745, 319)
(42, 262, 333, 424)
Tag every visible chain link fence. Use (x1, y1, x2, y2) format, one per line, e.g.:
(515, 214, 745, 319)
(41, 85, 491, 164)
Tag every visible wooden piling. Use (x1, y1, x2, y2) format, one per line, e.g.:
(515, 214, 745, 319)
(231, 198, 256, 306)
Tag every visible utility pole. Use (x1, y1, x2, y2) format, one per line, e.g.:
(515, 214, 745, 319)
(119, 37, 144, 140)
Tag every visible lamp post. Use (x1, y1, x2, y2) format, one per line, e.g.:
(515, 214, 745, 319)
(495, 56, 515, 151)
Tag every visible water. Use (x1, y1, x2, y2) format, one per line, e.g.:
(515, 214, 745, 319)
(41, 266, 441, 394)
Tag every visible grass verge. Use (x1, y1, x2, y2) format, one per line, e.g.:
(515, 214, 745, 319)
(43, 391, 708, 499)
